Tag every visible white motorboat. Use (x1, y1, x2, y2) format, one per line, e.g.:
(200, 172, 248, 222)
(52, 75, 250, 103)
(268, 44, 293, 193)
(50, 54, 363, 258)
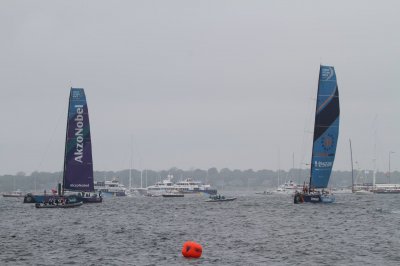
(94, 177, 127, 197)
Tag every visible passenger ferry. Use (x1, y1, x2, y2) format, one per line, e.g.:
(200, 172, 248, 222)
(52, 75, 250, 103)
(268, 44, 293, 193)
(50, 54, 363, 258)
(174, 178, 217, 196)
(145, 175, 217, 197)
(94, 177, 127, 197)
(275, 180, 300, 195)
(145, 175, 175, 197)
(2, 189, 24, 198)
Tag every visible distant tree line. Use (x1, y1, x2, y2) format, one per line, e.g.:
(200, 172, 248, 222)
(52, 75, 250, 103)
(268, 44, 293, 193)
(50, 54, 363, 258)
(1, 168, 399, 192)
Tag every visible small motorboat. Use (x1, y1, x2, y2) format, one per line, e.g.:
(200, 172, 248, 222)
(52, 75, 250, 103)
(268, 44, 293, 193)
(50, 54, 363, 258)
(205, 195, 237, 202)
(2, 190, 24, 198)
(255, 191, 272, 195)
(35, 201, 83, 208)
(162, 193, 184, 198)
(34, 195, 83, 209)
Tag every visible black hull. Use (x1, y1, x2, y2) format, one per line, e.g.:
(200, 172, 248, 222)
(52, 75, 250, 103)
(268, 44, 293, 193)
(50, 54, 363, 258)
(35, 202, 83, 208)
(206, 197, 236, 202)
(294, 193, 335, 204)
(23, 193, 102, 204)
(374, 191, 400, 194)
(303, 194, 322, 203)
(81, 196, 103, 203)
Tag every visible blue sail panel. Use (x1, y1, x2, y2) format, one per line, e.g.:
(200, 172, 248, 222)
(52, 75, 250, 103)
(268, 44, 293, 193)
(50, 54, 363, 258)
(310, 66, 340, 188)
(63, 88, 94, 192)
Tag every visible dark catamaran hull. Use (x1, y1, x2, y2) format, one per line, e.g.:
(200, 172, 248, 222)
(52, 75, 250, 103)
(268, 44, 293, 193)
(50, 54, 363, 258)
(294, 193, 335, 204)
(81, 196, 103, 203)
(23, 193, 102, 204)
(205, 197, 237, 202)
(35, 201, 83, 209)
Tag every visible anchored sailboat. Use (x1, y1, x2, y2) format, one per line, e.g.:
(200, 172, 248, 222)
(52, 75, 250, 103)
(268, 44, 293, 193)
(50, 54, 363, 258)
(294, 65, 340, 204)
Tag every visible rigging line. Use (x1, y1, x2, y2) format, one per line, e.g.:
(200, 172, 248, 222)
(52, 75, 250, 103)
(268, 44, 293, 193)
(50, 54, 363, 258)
(36, 100, 68, 172)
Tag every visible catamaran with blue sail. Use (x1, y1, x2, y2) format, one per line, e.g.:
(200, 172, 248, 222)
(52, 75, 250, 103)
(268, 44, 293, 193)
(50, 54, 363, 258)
(24, 88, 102, 204)
(294, 65, 340, 204)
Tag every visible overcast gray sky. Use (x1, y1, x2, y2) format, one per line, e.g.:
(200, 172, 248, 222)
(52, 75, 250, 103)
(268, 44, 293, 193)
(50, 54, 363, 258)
(0, 0, 399, 175)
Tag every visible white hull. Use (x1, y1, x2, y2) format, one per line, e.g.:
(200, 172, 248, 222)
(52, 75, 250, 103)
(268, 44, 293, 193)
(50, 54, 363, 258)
(354, 190, 373, 195)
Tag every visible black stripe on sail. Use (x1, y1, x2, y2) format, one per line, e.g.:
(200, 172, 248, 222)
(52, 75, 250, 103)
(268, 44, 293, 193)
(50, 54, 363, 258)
(313, 86, 340, 142)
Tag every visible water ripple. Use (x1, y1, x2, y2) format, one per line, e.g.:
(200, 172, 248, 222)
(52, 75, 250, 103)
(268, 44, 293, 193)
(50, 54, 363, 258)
(1, 193, 400, 265)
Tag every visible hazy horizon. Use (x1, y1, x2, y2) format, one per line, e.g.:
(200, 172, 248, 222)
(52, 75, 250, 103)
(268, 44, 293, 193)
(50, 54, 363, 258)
(1, 1, 399, 175)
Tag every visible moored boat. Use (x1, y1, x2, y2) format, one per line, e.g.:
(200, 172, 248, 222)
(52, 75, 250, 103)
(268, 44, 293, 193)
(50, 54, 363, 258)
(174, 178, 217, 196)
(372, 184, 400, 194)
(2, 189, 24, 198)
(145, 175, 217, 197)
(275, 180, 300, 195)
(205, 195, 236, 202)
(35, 196, 83, 208)
(145, 175, 175, 197)
(94, 177, 127, 197)
(162, 192, 184, 197)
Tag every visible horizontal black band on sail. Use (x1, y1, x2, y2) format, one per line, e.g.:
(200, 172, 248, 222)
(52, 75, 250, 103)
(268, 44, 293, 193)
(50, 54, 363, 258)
(313, 86, 340, 142)
(313, 153, 335, 157)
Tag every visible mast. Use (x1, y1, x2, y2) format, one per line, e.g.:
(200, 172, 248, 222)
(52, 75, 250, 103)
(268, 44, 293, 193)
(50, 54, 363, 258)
(129, 135, 133, 190)
(308, 66, 322, 191)
(145, 169, 148, 187)
(373, 128, 377, 190)
(141, 170, 143, 188)
(278, 148, 280, 187)
(129, 166, 132, 190)
(349, 139, 354, 193)
(292, 152, 294, 170)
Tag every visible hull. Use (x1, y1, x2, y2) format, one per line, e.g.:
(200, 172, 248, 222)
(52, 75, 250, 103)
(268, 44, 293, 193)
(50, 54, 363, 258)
(3, 194, 24, 198)
(181, 189, 217, 196)
(201, 189, 217, 195)
(354, 190, 373, 195)
(35, 201, 83, 209)
(373, 190, 400, 194)
(24, 194, 46, 203)
(162, 194, 184, 198)
(294, 193, 335, 204)
(206, 197, 236, 202)
(100, 191, 126, 197)
(23, 193, 101, 203)
(81, 196, 103, 203)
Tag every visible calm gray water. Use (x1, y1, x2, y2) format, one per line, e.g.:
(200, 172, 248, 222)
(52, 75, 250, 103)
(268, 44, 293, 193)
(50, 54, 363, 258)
(1, 192, 400, 266)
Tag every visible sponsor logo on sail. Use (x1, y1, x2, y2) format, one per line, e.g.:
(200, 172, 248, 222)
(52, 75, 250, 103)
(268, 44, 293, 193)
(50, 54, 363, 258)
(74, 105, 84, 163)
(314, 161, 333, 168)
(321, 134, 335, 151)
(321, 67, 334, 80)
(70, 183, 90, 188)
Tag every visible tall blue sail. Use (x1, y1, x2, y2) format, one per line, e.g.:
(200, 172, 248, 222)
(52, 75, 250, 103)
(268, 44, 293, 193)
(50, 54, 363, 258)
(310, 65, 340, 188)
(63, 88, 94, 192)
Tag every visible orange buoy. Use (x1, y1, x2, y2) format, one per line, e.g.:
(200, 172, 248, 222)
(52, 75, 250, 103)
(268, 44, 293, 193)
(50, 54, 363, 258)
(182, 241, 202, 258)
